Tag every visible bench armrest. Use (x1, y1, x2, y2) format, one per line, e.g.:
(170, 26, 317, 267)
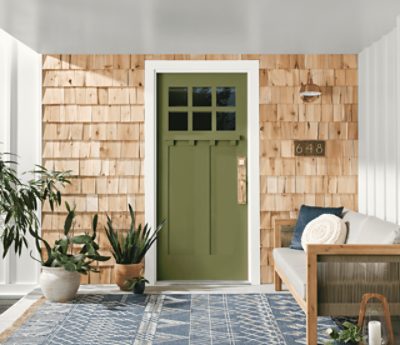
(274, 219, 296, 248)
(307, 244, 400, 256)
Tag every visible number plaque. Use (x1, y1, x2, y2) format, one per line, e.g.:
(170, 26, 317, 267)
(294, 140, 325, 157)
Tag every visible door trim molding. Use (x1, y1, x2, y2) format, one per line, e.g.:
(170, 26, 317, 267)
(144, 60, 260, 285)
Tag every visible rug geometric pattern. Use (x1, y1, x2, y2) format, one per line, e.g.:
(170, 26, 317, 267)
(1, 293, 335, 345)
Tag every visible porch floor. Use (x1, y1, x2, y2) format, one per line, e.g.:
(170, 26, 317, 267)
(0, 284, 278, 334)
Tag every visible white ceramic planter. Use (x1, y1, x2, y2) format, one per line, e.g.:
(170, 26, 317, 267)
(39, 266, 80, 302)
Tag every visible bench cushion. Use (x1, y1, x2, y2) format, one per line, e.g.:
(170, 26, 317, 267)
(352, 215, 400, 244)
(343, 210, 400, 244)
(342, 210, 368, 243)
(273, 247, 306, 300)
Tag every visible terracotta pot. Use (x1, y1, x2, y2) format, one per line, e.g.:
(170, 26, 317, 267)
(39, 266, 80, 302)
(114, 263, 144, 291)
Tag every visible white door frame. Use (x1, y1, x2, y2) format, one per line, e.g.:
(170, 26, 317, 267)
(144, 60, 260, 285)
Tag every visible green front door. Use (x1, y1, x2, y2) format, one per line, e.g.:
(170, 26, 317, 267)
(157, 73, 247, 280)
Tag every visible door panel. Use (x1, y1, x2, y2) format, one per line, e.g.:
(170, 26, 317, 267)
(168, 144, 209, 256)
(157, 73, 247, 281)
(211, 145, 246, 258)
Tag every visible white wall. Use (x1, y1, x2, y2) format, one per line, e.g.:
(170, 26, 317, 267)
(0, 29, 41, 295)
(358, 18, 400, 223)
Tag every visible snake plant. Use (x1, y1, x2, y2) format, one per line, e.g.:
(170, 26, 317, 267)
(105, 204, 165, 264)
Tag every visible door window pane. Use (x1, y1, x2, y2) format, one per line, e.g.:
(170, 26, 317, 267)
(216, 87, 236, 106)
(217, 112, 236, 131)
(169, 87, 188, 106)
(193, 112, 212, 131)
(193, 87, 212, 106)
(169, 112, 188, 131)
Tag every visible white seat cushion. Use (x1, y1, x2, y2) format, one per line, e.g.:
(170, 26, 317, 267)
(301, 214, 347, 252)
(273, 247, 306, 300)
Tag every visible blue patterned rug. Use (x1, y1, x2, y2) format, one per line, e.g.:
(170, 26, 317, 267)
(1, 294, 335, 345)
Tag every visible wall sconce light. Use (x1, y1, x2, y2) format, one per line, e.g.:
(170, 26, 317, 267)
(300, 71, 321, 103)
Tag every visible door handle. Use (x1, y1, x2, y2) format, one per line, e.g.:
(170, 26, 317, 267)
(237, 156, 247, 205)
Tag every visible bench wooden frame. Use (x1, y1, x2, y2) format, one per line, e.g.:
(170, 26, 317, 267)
(273, 218, 400, 345)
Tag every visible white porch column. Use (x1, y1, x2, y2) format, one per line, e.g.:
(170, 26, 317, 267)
(0, 29, 42, 295)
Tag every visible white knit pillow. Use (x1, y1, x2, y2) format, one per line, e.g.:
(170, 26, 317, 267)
(301, 214, 347, 252)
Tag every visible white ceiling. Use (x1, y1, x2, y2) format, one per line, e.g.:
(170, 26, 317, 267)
(0, 0, 399, 54)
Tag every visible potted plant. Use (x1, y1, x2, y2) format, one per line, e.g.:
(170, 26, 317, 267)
(0, 153, 71, 257)
(31, 203, 110, 302)
(124, 275, 149, 294)
(325, 321, 365, 345)
(0, 152, 109, 302)
(105, 204, 165, 291)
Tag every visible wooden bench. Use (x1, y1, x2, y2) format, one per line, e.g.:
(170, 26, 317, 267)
(273, 218, 400, 345)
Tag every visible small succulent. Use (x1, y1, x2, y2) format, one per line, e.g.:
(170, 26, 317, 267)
(124, 276, 149, 294)
(325, 321, 365, 345)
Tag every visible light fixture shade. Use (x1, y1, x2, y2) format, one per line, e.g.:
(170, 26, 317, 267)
(300, 72, 322, 102)
(299, 88, 322, 98)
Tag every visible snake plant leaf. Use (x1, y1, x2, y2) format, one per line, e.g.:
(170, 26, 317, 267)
(129, 203, 135, 231)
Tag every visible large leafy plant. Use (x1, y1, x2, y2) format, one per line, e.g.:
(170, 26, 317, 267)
(105, 204, 165, 264)
(0, 152, 71, 257)
(30, 203, 110, 273)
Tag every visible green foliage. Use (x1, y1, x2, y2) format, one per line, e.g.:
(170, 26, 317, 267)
(123, 275, 149, 291)
(325, 321, 365, 345)
(0, 152, 71, 257)
(30, 203, 110, 274)
(105, 204, 165, 264)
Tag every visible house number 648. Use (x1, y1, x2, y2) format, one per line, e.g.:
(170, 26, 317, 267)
(294, 140, 325, 157)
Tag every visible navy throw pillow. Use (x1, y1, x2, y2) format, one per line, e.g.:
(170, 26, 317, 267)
(290, 205, 344, 250)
